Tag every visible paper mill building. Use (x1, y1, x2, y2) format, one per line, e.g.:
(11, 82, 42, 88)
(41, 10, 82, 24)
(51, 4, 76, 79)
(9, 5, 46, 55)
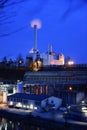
(23, 64, 87, 105)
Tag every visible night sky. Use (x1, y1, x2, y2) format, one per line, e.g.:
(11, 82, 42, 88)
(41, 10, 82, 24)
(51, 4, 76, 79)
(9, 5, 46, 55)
(0, 0, 87, 63)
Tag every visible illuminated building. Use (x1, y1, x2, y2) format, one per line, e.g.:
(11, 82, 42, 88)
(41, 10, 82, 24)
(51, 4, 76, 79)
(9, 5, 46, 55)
(7, 93, 62, 111)
(24, 20, 87, 105)
(26, 19, 64, 68)
(1, 19, 87, 107)
(0, 90, 7, 103)
(23, 64, 87, 105)
(26, 47, 64, 68)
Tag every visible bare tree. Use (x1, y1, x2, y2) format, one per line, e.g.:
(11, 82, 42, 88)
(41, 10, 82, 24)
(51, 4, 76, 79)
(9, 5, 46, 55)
(62, 0, 87, 20)
(0, 0, 50, 36)
(0, 0, 86, 36)
(0, 0, 29, 36)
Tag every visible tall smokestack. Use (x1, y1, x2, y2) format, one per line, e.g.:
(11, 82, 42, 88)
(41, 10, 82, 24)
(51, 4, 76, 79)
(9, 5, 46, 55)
(34, 24, 37, 53)
(30, 19, 41, 53)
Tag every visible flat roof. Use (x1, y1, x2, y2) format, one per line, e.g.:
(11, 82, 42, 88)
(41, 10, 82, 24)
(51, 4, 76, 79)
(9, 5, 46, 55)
(7, 93, 49, 101)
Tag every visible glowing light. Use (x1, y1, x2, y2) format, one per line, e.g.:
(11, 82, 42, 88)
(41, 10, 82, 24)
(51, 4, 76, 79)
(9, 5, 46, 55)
(81, 100, 85, 104)
(34, 106, 37, 110)
(9, 101, 13, 106)
(23, 105, 26, 108)
(30, 104, 33, 109)
(69, 86, 72, 90)
(19, 60, 22, 64)
(37, 60, 42, 68)
(16, 102, 22, 108)
(30, 19, 41, 29)
(27, 105, 30, 109)
(82, 107, 87, 113)
(67, 60, 74, 65)
(32, 61, 38, 71)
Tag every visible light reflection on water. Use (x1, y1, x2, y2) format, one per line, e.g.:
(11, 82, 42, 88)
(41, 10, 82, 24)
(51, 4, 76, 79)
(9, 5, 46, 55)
(0, 117, 62, 130)
(0, 116, 86, 130)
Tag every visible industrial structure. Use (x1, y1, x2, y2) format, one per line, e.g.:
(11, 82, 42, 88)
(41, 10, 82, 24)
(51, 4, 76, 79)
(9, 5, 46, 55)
(26, 19, 64, 71)
(0, 19, 87, 107)
(23, 64, 87, 105)
(7, 93, 62, 111)
(24, 20, 87, 105)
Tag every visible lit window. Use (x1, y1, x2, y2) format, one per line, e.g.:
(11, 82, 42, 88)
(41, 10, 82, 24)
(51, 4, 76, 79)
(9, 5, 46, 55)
(23, 105, 26, 108)
(16, 102, 22, 108)
(34, 106, 37, 110)
(9, 101, 13, 106)
(30, 104, 33, 109)
(27, 106, 30, 109)
(82, 107, 87, 113)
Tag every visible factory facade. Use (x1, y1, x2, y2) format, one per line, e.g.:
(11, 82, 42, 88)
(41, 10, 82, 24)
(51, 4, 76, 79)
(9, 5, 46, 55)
(23, 64, 87, 105)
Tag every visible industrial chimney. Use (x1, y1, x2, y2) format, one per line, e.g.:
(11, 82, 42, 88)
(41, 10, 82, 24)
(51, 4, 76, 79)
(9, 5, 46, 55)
(34, 24, 37, 53)
(30, 19, 41, 53)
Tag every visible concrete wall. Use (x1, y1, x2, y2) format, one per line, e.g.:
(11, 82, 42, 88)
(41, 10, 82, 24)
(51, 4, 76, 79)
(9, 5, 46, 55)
(41, 96, 62, 111)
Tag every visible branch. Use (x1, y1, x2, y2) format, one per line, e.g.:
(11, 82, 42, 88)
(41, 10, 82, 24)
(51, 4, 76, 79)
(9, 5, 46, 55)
(0, 25, 28, 37)
(3, 0, 29, 8)
(62, 0, 87, 20)
(0, 0, 8, 8)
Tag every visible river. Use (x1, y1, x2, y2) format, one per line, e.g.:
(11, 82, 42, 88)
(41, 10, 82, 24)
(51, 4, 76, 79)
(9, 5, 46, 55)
(0, 116, 87, 130)
(0, 116, 64, 130)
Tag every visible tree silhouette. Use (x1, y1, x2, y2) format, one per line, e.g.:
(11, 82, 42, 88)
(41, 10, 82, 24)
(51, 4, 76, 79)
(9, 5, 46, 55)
(0, 0, 50, 36)
(0, 0, 29, 36)
(2, 56, 7, 63)
(0, 0, 8, 7)
(16, 53, 24, 67)
(0, 0, 86, 36)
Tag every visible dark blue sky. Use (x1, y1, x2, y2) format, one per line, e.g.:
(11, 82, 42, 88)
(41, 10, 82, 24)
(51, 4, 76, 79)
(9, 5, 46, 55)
(0, 0, 87, 63)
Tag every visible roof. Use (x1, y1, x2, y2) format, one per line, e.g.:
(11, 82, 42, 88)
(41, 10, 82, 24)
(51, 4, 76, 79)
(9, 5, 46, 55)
(7, 93, 49, 102)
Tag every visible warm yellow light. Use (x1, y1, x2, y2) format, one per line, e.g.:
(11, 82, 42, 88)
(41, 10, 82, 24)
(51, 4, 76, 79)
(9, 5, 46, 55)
(68, 61, 74, 65)
(37, 60, 41, 67)
(33, 62, 38, 71)
(69, 86, 72, 91)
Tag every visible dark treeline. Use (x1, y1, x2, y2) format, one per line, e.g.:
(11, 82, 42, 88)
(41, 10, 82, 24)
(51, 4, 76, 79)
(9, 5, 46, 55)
(0, 55, 28, 81)
(0, 54, 25, 69)
(0, 68, 27, 81)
